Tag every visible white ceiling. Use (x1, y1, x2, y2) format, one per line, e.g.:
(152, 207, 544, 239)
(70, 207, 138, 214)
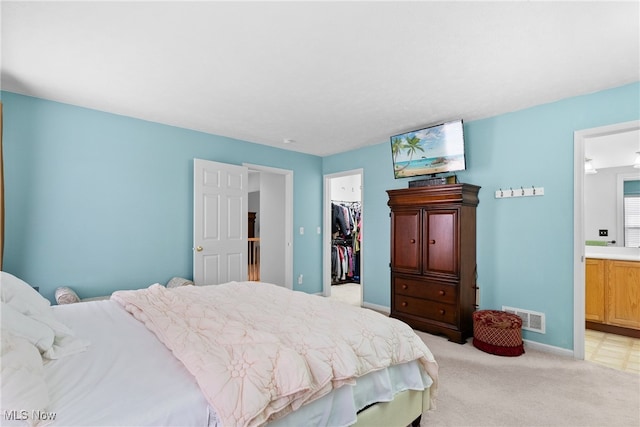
(585, 129, 640, 170)
(1, 1, 639, 157)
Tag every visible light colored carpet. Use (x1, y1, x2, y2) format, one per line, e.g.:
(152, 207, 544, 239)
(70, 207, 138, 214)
(329, 283, 361, 307)
(417, 331, 640, 427)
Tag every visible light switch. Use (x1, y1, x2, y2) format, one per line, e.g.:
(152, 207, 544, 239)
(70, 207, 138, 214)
(299, 227, 304, 235)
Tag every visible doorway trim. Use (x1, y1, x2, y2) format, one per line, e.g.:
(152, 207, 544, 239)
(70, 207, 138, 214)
(323, 169, 364, 300)
(243, 163, 294, 289)
(573, 119, 640, 359)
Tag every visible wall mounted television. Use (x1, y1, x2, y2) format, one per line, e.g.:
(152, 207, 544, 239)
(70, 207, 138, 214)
(390, 119, 466, 179)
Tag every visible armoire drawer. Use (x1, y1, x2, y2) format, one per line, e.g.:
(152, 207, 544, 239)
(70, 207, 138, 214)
(393, 295, 457, 324)
(393, 276, 457, 304)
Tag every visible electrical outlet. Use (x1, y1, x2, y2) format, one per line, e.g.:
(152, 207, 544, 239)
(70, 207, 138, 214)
(599, 229, 608, 237)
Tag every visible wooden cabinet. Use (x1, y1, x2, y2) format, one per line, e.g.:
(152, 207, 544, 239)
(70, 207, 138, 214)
(585, 258, 606, 323)
(391, 209, 422, 274)
(424, 209, 459, 276)
(387, 184, 480, 344)
(606, 260, 640, 329)
(586, 258, 640, 335)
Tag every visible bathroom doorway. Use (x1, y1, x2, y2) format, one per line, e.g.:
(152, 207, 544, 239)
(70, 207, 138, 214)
(573, 120, 640, 364)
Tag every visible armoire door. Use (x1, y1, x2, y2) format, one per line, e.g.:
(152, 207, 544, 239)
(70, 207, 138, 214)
(391, 209, 422, 274)
(423, 209, 458, 277)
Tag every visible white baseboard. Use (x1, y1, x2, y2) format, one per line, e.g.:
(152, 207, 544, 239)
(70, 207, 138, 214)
(523, 339, 574, 358)
(362, 301, 390, 315)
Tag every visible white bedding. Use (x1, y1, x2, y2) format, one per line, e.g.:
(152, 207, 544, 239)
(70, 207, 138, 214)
(41, 297, 433, 427)
(46, 300, 213, 426)
(112, 281, 437, 426)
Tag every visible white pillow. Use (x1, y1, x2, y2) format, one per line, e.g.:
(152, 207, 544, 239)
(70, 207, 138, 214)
(0, 272, 51, 317)
(1, 302, 54, 353)
(166, 277, 194, 288)
(55, 286, 80, 305)
(0, 329, 50, 426)
(0, 272, 90, 359)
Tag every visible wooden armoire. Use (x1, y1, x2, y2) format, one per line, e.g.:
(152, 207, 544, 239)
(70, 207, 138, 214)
(387, 183, 480, 344)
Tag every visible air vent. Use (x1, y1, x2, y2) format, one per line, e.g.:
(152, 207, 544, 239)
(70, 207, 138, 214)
(502, 306, 545, 334)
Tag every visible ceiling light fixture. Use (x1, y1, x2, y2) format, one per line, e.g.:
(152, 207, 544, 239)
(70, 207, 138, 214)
(283, 139, 295, 145)
(584, 158, 597, 174)
(634, 151, 640, 169)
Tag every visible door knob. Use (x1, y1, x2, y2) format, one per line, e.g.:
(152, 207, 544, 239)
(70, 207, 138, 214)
(196, 246, 203, 252)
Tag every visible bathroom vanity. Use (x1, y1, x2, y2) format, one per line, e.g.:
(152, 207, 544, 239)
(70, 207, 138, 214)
(585, 247, 640, 337)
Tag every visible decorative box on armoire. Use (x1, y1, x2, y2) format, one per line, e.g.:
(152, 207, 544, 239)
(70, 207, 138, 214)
(387, 183, 480, 344)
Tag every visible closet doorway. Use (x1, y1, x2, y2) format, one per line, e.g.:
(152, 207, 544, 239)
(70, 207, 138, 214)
(323, 169, 363, 307)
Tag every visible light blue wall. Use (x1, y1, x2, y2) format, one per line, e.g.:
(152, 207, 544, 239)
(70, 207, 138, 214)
(4, 82, 638, 350)
(323, 82, 640, 350)
(2, 92, 323, 301)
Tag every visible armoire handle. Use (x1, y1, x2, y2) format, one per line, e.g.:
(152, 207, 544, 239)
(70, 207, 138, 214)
(429, 239, 436, 244)
(409, 239, 416, 244)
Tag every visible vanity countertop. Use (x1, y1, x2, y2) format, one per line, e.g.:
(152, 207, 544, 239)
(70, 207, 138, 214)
(585, 246, 640, 261)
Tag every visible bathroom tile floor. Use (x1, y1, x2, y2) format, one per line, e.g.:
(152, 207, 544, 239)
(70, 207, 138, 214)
(585, 329, 640, 374)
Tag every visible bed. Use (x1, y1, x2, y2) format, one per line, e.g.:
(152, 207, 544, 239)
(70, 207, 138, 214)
(1, 272, 438, 427)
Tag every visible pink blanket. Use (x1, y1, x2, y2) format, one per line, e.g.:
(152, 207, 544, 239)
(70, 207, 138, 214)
(112, 282, 438, 427)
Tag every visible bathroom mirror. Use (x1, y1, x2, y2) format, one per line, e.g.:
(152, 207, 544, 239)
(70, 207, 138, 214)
(584, 129, 640, 247)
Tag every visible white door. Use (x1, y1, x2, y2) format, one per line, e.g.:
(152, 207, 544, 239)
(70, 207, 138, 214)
(193, 159, 248, 285)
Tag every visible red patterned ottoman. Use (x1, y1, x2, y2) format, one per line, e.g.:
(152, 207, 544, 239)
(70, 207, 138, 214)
(473, 310, 524, 356)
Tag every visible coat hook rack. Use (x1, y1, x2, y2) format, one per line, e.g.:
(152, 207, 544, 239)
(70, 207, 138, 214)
(495, 186, 544, 199)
